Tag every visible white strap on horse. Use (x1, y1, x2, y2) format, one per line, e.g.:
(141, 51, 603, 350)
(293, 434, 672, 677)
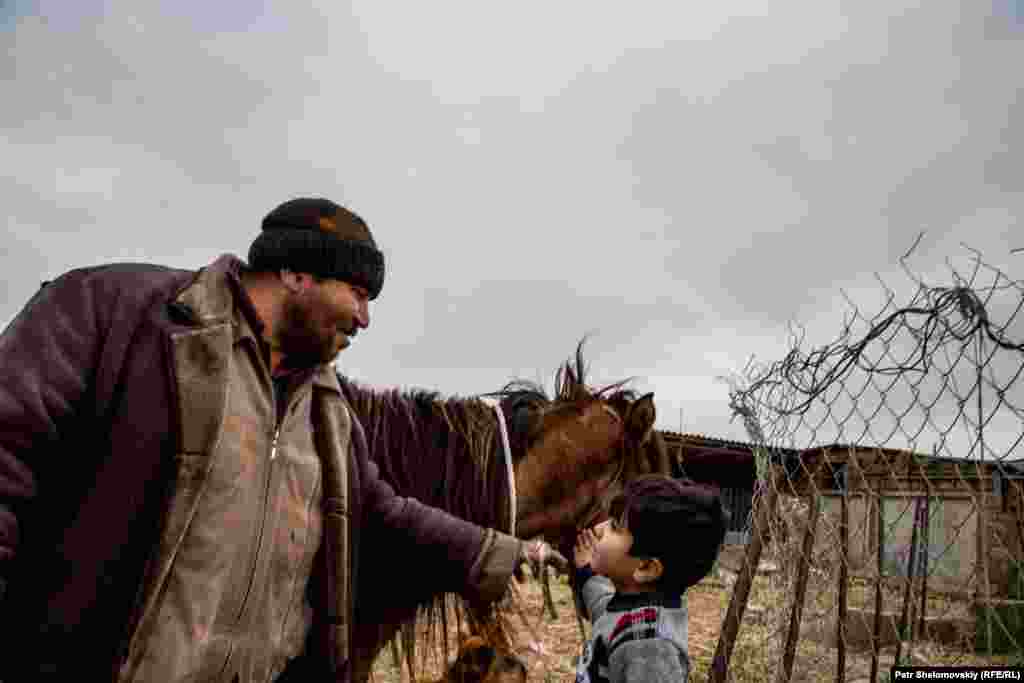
(479, 396, 516, 538)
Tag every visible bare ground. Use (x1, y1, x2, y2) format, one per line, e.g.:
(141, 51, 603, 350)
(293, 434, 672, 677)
(369, 571, 737, 682)
(371, 569, 1019, 682)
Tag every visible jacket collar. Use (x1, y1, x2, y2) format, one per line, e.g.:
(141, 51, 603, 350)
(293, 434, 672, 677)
(607, 589, 683, 611)
(173, 254, 241, 327)
(312, 365, 342, 393)
(174, 254, 342, 396)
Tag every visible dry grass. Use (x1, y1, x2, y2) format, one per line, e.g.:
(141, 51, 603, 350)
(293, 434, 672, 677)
(690, 569, 1020, 683)
(368, 569, 744, 682)
(370, 564, 1019, 683)
(370, 573, 584, 683)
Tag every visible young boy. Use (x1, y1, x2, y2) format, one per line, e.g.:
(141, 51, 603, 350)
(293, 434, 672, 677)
(573, 474, 727, 683)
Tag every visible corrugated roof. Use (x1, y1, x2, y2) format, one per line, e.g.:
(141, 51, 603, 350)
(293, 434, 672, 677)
(808, 442, 1024, 473)
(658, 430, 800, 455)
(658, 432, 1024, 472)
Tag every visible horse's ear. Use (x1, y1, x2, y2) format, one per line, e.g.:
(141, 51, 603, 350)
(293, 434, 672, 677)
(625, 393, 656, 442)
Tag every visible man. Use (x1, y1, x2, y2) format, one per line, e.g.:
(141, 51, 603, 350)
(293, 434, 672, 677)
(0, 198, 523, 682)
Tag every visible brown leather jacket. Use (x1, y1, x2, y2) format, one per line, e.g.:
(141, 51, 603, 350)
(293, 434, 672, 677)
(0, 255, 520, 681)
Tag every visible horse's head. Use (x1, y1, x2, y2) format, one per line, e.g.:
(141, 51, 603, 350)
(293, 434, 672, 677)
(497, 342, 673, 551)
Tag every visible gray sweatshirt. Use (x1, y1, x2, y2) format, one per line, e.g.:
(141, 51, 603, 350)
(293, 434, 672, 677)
(574, 566, 690, 682)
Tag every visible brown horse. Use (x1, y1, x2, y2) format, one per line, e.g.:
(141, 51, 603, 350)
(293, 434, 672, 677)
(339, 342, 673, 682)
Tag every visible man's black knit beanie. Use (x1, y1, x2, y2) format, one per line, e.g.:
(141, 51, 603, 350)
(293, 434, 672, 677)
(248, 197, 385, 299)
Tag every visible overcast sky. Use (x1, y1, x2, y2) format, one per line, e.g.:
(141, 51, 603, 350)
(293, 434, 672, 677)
(3, 1, 1022, 454)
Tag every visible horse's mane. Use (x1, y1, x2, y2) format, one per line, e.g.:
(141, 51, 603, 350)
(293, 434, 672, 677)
(338, 381, 514, 534)
(339, 377, 520, 674)
(488, 341, 639, 458)
(339, 341, 638, 521)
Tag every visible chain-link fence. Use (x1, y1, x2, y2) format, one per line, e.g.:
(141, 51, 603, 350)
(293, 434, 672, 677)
(709, 246, 1024, 682)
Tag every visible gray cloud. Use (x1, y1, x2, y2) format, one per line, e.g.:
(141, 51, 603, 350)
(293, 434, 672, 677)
(3, 1, 1021, 449)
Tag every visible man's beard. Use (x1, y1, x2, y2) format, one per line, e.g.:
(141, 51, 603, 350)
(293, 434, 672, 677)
(276, 296, 345, 369)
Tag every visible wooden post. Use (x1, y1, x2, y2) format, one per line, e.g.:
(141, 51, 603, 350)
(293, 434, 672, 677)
(976, 336, 994, 655)
(869, 494, 885, 683)
(918, 495, 931, 638)
(1015, 481, 1024, 559)
(895, 498, 923, 666)
(837, 492, 849, 683)
(977, 463, 993, 655)
(541, 562, 558, 620)
(710, 485, 780, 683)
(776, 496, 822, 683)
(570, 571, 588, 643)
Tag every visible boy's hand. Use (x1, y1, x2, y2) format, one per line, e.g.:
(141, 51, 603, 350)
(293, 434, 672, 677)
(522, 539, 545, 566)
(574, 527, 599, 569)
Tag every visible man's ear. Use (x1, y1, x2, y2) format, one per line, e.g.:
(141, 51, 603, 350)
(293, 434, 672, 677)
(632, 557, 663, 585)
(279, 269, 301, 293)
(280, 269, 313, 293)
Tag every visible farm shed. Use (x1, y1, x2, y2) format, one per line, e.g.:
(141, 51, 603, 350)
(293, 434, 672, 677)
(774, 444, 1024, 599)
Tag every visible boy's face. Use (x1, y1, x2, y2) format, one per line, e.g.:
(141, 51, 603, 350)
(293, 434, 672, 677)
(591, 516, 648, 590)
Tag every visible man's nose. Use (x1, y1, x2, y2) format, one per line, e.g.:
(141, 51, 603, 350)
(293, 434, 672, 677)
(356, 301, 370, 328)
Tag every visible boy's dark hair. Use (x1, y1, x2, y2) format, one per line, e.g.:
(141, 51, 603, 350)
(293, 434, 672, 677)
(610, 474, 727, 594)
